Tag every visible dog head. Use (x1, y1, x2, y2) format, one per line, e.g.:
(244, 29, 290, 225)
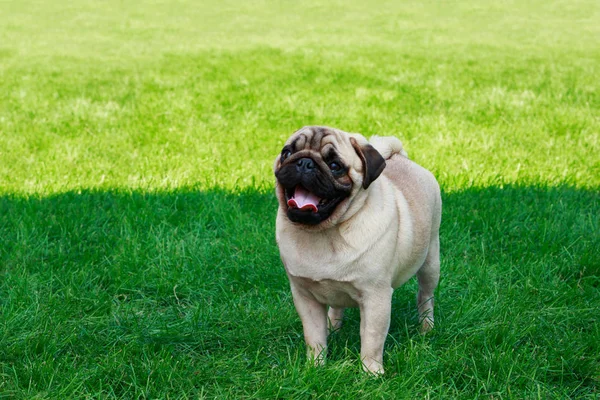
(274, 126, 386, 227)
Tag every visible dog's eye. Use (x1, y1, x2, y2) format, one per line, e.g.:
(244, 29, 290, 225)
(281, 150, 292, 161)
(329, 162, 342, 172)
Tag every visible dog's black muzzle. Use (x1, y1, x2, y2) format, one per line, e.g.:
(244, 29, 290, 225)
(276, 157, 351, 225)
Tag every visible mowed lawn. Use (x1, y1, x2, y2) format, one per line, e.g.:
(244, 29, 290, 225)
(1, 0, 599, 398)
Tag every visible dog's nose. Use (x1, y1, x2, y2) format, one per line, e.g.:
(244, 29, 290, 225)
(296, 158, 315, 173)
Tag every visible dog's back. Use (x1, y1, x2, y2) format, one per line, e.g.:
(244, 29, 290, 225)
(367, 135, 440, 238)
(381, 151, 441, 230)
(370, 135, 439, 215)
(375, 137, 442, 280)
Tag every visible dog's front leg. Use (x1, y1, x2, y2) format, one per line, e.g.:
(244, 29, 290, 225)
(289, 281, 328, 365)
(359, 288, 393, 374)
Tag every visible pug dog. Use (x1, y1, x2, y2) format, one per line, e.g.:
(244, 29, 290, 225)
(274, 126, 441, 374)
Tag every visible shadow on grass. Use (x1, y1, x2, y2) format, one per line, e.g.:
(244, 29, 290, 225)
(0, 185, 598, 396)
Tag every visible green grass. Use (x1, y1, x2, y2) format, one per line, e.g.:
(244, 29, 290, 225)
(1, 0, 599, 398)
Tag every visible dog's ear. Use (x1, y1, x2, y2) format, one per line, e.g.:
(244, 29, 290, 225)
(350, 138, 386, 189)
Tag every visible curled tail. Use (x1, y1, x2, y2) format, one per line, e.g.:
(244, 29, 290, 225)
(369, 135, 408, 160)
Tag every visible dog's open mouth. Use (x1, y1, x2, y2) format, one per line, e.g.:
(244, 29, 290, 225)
(284, 185, 345, 224)
(286, 186, 325, 212)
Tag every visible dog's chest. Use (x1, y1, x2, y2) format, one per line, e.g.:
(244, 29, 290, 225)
(290, 275, 361, 308)
(279, 236, 365, 308)
(278, 232, 358, 280)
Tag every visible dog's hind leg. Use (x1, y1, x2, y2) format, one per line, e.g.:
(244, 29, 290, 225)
(417, 235, 440, 333)
(327, 307, 344, 332)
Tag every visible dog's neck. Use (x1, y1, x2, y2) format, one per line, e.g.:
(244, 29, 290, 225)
(339, 177, 384, 224)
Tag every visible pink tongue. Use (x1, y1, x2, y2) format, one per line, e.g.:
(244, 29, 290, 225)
(287, 186, 320, 212)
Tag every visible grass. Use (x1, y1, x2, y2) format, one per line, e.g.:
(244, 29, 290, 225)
(0, 0, 599, 398)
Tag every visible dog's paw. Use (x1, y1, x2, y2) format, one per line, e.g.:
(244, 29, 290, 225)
(306, 348, 326, 367)
(362, 359, 385, 375)
(420, 317, 434, 334)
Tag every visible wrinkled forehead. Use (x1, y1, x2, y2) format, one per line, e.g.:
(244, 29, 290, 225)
(285, 126, 350, 155)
